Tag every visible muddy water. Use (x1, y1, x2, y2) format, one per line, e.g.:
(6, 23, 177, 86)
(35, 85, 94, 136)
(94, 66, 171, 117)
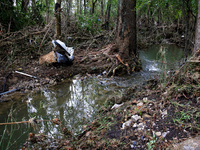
(0, 44, 185, 149)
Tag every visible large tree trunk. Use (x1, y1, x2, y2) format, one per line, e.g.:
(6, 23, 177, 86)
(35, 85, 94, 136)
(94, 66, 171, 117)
(194, 0, 200, 53)
(115, 0, 137, 58)
(103, 0, 141, 76)
(55, 0, 61, 39)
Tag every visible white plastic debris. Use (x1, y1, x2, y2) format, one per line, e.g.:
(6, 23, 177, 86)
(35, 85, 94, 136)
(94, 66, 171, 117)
(137, 122, 145, 130)
(121, 119, 132, 129)
(137, 102, 143, 107)
(131, 114, 141, 122)
(160, 110, 168, 118)
(162, 131, 169, 138)
(102, 71, 107, 75)
(133, 123, 137, 128)
(111, 103, 124, 110)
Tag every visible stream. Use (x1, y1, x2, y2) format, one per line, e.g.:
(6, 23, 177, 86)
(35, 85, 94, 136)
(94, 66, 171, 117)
(0, 44, 185, 149)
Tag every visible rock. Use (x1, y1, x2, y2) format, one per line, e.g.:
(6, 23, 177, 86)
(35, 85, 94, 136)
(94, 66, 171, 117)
(167, 136, 200, 150)
(111, 103, 124, 109)
(155, 132, 162, 137)
(131, 115, 141, 122)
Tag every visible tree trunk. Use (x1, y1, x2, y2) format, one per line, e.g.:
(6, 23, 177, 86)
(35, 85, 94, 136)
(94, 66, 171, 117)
(80, 0, 82, 14)
(45, 0, 50, 23)
(76, 0, 79, 14)
(32, 0, 38, 18)
(84, 0, 86, 15)
(55, 0, 61, 39)
(104, 0, 141, 76)
(67, 0, 72, 26)
(194, 0, 200, 53)
(115, 0, 137, 57)
(101, 0, 104, 18)
(104, 0, 111, 30)
(182, 0, 189, 52)
(147, 4, 150, 25)
(21, 0, 29, 12)
(92, 0, 98, 14)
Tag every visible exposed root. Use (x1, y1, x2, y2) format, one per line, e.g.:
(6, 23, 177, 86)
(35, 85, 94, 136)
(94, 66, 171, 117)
(116, 54, 128, 67)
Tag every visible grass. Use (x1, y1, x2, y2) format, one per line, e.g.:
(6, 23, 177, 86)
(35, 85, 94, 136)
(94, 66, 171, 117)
(147, 132, 156, 150)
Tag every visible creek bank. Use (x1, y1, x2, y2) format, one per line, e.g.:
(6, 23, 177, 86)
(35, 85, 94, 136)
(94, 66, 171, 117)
(1, 49, 200, 150)
(21, 53, 200, 149)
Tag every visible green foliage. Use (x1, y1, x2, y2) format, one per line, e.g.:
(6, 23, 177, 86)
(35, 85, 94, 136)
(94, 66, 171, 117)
(0, 0, 45, 32)
(77, 14, 102, 34)
(136, 0, 198, 26)
(0, 0, 15, 31)
(147, 132, 156, 150)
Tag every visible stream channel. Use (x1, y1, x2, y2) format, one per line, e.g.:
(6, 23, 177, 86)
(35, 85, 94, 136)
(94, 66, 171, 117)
(0, 44, 185, 149)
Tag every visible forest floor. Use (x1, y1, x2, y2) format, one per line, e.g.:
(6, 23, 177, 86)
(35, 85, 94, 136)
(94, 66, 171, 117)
(0, 24, 200, 149)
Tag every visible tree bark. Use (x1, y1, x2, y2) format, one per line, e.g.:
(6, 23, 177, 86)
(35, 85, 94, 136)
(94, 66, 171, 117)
(45, 0, 50, 23)
(182, 0, 189, 52)
(194, 0, 200, 53)
(80, 0, 82, 14)
(21, 0, 29, 12)
(104, 0, 140, 76)
(76, 0, 79, 14)
(115, 0, 137, 57)
(67, 0, 72, 26)
(101, 0, 104, 18)
(55, 0, 61, 39)
(84, 0, 87, 15)
(104, 0, 111, 30)
(92, 0, 98, 14)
